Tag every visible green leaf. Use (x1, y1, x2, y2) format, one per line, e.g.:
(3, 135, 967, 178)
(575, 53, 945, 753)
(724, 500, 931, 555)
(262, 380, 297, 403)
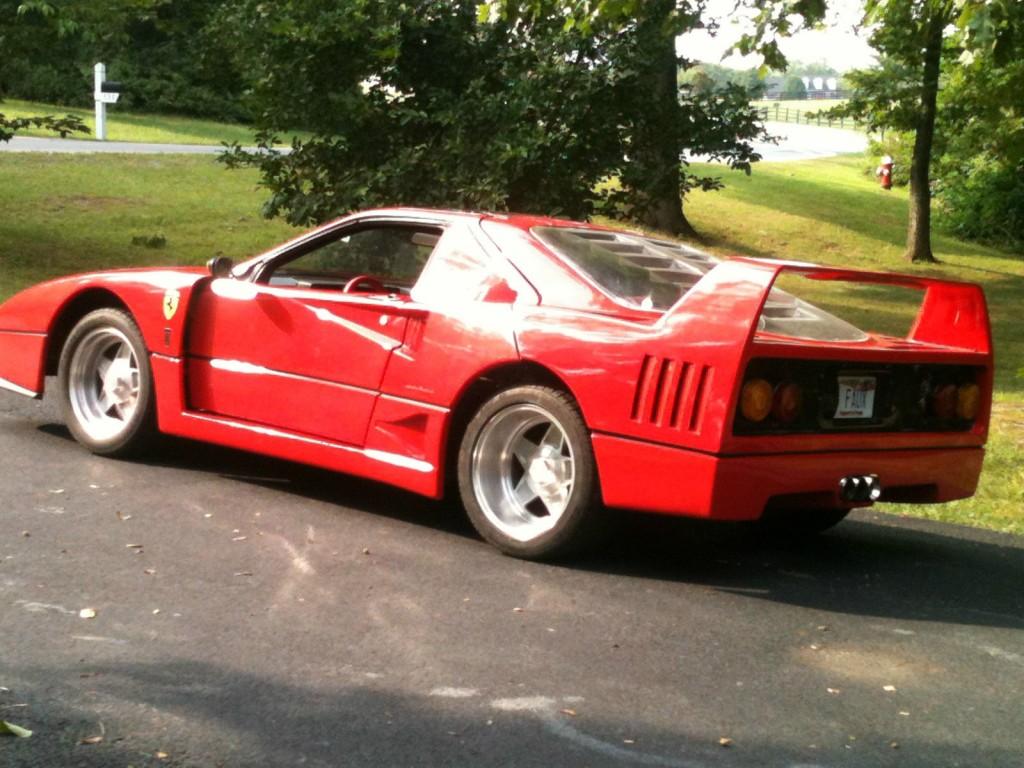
(0, 720, 33, 738)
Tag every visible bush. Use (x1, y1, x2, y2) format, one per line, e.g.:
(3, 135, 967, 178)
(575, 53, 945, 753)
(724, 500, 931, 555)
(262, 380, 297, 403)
(0, 60, 90, 107)
(935, 155, 1024, 247)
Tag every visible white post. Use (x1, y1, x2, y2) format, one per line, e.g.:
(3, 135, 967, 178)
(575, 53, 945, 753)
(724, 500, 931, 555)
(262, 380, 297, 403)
(94, 62, 106, 141)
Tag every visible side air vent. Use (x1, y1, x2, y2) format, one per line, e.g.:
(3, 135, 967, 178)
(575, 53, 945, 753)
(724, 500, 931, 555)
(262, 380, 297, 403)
(630, 355, 712, 432)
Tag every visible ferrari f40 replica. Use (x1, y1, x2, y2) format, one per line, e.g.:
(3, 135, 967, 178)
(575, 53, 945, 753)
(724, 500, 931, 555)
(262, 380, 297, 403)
(0, 209, 992, 558)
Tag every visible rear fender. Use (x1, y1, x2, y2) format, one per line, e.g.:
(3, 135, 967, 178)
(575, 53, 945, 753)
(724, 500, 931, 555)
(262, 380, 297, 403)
(516, 259, 780, 454)
(518, 258, 992, 455)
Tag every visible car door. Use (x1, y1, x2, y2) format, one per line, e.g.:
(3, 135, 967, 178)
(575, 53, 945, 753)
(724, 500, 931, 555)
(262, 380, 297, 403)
(185, 220, 443, 446)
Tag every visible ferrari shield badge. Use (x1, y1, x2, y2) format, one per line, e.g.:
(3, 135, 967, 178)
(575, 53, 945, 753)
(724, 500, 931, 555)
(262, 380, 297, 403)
(162, 289, 180, 321)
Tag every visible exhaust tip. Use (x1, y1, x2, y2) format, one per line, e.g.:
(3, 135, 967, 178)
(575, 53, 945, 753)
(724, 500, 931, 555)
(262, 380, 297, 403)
(839, 474, 882, 503)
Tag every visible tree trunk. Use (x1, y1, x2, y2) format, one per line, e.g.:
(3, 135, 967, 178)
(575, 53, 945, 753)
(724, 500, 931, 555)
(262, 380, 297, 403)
(632, 6, 698, 240)
(905, 14, 944, 263)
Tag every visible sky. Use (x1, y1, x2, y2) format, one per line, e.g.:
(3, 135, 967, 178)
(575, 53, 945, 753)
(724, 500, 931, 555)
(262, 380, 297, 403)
(678, 0, 877, 72)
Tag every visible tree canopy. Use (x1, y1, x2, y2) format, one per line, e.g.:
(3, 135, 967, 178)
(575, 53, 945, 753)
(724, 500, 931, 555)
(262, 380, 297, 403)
(835, 0, 1024, 260)
(0, 0, 247, 120)
(217, 0, 768, 234)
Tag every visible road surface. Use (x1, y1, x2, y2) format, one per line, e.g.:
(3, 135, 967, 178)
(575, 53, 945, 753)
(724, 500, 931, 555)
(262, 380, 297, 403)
(4, 121, 866, 162)
(689, 122, 868, 163)
(1, 388, 1022, 767)
(0, 136, 231, 155)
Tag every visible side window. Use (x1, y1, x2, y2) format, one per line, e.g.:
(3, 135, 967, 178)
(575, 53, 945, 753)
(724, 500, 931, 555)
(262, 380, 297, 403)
(263, 225, 442, 292)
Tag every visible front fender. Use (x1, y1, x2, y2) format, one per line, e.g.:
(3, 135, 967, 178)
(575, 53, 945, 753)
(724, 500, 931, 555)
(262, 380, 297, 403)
(0, 268, 207, 396)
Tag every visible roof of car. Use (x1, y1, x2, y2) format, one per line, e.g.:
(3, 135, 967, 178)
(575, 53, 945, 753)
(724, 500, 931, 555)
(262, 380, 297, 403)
(350, 206, 617, 234)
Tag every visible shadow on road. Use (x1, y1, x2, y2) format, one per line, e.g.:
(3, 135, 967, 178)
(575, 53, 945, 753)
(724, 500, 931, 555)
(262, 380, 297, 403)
(34, 423, 1024, 632)
(5, 658, 1023, 768)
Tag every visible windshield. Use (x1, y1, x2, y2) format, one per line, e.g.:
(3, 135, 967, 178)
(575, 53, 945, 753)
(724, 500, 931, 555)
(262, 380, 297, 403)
(533, 226, 868, 342)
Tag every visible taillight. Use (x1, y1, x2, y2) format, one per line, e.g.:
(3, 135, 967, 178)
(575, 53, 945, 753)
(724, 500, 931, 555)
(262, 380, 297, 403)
(740, 379, 773, 422)
(956, 383, 981, 421)
(772, 382, 803, 424)
(929, 383, 958, 421)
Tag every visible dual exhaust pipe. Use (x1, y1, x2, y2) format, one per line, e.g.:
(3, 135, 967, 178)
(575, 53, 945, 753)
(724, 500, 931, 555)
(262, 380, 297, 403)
(839, 474, 882, 503)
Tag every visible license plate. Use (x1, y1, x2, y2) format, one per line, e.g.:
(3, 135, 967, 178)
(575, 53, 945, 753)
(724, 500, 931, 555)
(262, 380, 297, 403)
(835, 376, 876, 419)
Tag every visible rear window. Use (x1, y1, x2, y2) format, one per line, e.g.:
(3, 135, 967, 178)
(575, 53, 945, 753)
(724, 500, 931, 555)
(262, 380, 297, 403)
(533, 226, 712, 311)
(533, 226, 867, 342)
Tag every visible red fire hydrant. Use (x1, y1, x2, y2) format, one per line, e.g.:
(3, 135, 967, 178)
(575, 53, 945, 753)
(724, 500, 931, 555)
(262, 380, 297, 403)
(875, 154, 894, 190)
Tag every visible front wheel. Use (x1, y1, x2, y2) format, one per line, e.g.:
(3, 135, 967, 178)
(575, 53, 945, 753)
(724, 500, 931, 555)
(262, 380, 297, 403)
(58, 308, 157, 457)
(457, 385, 605, 560)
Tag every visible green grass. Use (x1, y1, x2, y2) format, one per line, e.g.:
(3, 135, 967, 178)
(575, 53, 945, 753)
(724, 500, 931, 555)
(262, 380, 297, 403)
(0, 150, 1020, 535)
(0, 153, 298, 298)
(0, 98, 266, 146)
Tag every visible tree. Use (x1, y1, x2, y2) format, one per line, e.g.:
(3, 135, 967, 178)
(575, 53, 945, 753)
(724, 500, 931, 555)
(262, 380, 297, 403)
(830, 0, 1023, 262)
(780, 74, 807, 99)
(0, 1, 88, 141)
(678, 63, 765, 99)
(0, 1, 248, 120)
(216, 0, 768, 236)
(932, 2, 1024, 246)
(215, 2, 626, 224)
(835, 1, 957, 263)
(496, 0, 829, 236)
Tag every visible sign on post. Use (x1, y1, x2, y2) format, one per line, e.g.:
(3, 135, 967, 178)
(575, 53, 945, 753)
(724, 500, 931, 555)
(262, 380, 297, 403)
(93, 63, 123, 140)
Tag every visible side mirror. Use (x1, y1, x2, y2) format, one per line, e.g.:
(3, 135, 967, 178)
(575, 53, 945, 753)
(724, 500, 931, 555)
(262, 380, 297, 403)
(207, 255, 235, 279)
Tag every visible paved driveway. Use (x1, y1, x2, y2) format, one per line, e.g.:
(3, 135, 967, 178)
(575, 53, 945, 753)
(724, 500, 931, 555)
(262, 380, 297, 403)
(0, 136, 230, 154)
(5, 121, 866, 162)
(688, 122, 868, 164)
(1, 389, 1022, 767)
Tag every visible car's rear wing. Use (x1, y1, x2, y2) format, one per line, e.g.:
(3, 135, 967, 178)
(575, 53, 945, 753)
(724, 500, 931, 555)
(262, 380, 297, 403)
(658, 257, 992, 356)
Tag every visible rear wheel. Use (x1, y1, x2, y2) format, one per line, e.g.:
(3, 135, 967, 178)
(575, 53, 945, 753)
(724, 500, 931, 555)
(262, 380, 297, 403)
(58, 308, 156, 457)
(457, 385, 604, 559)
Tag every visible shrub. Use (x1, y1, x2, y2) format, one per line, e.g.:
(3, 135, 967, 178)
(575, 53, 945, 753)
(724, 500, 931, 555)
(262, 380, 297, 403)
(934, 155, 1024, 247)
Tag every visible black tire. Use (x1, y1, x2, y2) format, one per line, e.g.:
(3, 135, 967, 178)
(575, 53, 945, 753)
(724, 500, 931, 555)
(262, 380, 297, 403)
(57, 308, 157, 457)
(457, 385, 606, 560)
(755, 507, 851, 536)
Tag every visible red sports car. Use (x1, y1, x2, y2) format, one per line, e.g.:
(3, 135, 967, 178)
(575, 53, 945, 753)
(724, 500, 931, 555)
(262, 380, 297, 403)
(0, 208, 992, 558)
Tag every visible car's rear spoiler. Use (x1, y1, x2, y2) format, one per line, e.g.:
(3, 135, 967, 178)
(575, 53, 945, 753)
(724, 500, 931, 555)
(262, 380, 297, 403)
(657, 257, 992, 356)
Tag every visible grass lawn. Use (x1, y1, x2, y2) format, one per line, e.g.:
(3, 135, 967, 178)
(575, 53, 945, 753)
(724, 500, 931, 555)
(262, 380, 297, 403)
(0, 153, 298, 299)
(0, 98, 269, 146)
(0, 150, 1020, 535)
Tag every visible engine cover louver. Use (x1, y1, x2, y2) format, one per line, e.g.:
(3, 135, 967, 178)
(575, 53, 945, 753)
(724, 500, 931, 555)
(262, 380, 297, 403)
(631, 355, 711, 432)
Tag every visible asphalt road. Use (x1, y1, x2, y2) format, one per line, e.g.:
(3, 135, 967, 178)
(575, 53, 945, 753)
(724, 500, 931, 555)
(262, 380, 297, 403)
(4, 121, 866, 162)
(687, 122, 867, 164)
(2, 387, 1022, 767)
(0, 136, 230, 154)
